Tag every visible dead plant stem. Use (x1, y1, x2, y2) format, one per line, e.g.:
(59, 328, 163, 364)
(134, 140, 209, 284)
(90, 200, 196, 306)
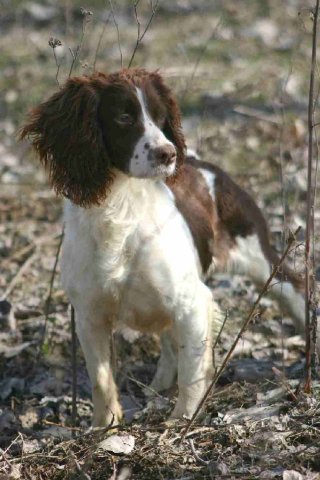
(128, 0, 159, 68)
(69, 9, 92, 78)
(108, 0, 123, 68)
(304, 0, 319, 393)
(38, 226, 64, 356)
(1, 252, 38, 301)
(71, 305, 77, 435)
(93, 7, 114, 71)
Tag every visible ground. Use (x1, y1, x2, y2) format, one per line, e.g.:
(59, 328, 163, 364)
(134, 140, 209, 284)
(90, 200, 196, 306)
(0, 1, 319, 479)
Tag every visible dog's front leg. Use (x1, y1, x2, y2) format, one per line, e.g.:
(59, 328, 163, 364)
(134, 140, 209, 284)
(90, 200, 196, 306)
(171, 284, 217, 419)
(75, 309, 122, 427)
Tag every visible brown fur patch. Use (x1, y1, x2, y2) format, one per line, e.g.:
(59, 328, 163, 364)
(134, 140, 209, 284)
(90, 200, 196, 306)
(170, 158, 303, 289)
(19, 68, 185, 207)
(19, 74, 112, 207)
(169, 163, 218, 273)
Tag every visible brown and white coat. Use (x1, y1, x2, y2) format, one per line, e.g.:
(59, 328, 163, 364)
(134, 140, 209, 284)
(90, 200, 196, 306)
(21, 68, 305, 426)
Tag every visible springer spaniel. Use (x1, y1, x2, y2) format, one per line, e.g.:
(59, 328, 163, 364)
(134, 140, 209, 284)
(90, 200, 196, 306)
(21, 68, 305, 426)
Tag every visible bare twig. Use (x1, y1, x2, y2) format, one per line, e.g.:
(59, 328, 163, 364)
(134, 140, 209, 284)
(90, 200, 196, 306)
(108, 0, 123, 69)
(125, 376, 143, 408)
(93, 8, 114, 71)
(128, 0, 159, 68)
(232, 105, 280, 125)
(0, 435, 21, 458)
(1, 231, 60, 268)
(180, 19, 222, 102)
(69, 8, 93, 78)
(53, 50, 61, 86)
(48, 37, 62, 87)
(71, 305, 78, 436)
(304, 0, 319, 393)
(180, 227, 301, 441)
(126, 374, 169, 400)
(272, 366, 298, 401)
(38, 226, 65, 356)
(1, 252, 38, 301)
(73, 456, 91, 480)
(42, 419, 82, 431)
(277, 59, 295, 374)
(212, 309, 229, 352)
(188, 438, 209, 466)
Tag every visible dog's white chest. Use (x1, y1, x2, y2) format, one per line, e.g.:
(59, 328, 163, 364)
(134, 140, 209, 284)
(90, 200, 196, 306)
(61, 176, 200, 331)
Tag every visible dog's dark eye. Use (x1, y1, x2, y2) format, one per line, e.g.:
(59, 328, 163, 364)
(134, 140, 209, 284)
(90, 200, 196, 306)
(116, 113, 134, 126)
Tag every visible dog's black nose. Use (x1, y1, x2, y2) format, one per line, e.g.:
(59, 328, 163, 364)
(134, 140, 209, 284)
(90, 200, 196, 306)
(153, 144, 176, 166)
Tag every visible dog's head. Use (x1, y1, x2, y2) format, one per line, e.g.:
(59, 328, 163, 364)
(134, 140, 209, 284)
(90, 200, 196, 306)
(20, 68, 185, 207)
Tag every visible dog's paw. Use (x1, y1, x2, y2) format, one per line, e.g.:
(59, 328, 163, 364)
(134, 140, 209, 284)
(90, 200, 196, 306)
(93, 402, 123, 428)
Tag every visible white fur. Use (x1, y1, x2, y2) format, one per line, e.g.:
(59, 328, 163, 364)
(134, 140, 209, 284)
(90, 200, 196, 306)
(199, 168, 216, 201)
(229, 234, 270, 283)
(228, 234, 306, 336)
(186, 148, 200, 160)
(61, 171, 223, 425)
(129, 88, 176, 178)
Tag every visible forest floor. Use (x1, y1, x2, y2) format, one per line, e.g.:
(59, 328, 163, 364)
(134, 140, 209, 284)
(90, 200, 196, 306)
(0, 1, 320, 478)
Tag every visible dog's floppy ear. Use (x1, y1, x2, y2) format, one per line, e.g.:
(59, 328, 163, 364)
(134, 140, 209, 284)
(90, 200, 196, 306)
(19, 75, 113, 207)
(149, 72, 186, 182)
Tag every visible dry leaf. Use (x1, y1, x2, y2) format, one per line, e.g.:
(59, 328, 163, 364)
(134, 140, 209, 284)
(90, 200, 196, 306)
(97, 435, 135, 455)
(283, 471, 304, 480)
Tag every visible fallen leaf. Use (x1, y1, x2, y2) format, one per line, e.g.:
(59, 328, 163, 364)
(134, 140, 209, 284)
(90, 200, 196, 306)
(283, 471, 304, 480)
(96, 434, 135, 455)
(224, 404, 281, 424)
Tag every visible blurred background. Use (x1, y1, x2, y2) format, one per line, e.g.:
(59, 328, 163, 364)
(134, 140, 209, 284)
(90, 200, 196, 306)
(1, 0, 317, 327)
(1, 0, 317, 236)
(0, 0, 319, 477)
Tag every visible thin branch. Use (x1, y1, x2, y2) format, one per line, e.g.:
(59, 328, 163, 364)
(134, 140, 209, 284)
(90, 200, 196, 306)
(212, 309, 229, 351)
(93, 9, 114, 71)
(68, 8, 93, 78)
(73, 456, 91, 480)
(128, 0, 159, 68)
(277, 56, 297, 374)
(126, 374, 169, 400)
(1, 231, 60, 269)
(312, 129, 319, 369)
(38, 226, 65, 356)
(1, 252, 38, 301)
(311, 21, 320, 371)
(180, 18, 222, 102)
(232, 105, 280, 125)
(272, 366, 298, 401)
(71, 305, 78, 436)
(180, 226, 301, 441)
(108, 0, 123, 69)
(53, 49, 61, 86)
(188, 438, 209, 466)
(48, 37, 62, 87)
(304, 0, 319, 393)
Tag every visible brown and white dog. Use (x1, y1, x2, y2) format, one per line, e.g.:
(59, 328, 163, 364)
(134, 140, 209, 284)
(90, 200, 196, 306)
(21, 68, 305, 426)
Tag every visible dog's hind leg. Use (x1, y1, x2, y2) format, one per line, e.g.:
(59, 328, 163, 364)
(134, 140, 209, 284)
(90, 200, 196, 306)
(148, 294, 224, 397)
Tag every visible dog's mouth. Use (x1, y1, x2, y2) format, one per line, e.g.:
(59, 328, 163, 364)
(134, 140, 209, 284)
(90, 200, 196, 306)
(138, 160, 177, 179)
